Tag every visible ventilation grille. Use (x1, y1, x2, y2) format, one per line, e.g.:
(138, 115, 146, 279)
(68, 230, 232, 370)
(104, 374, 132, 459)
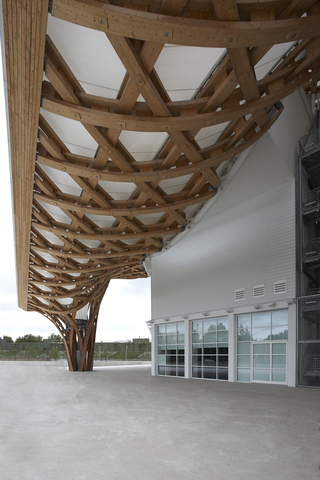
(235, 288, 245, 301)
(253, 284, 265, 297)
(274, 280, 287, 294)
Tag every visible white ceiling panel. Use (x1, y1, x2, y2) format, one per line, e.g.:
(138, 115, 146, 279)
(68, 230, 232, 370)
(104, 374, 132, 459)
(78, 240, 102, 249)
(39, 164, 82, 196)
(36, 200, 72, 225)
(85, 214, 116, 228)
(47, 16, 126, 99)
(98, 180, 137, 201)
(159, 174, 193, 195)
(154, 45, 226, 101)
(119, 131, 168, 161)
(195, 122, 230, 149)
(36, 252, 59, 264)
(135, 212, 164, 225)
(41, 110, 98, 158)
(254, 42, 295, 81)
(34, 228, 65, 247)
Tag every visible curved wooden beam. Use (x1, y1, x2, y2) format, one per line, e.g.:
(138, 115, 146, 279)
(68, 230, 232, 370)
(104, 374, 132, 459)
(52, 0, 320, 48)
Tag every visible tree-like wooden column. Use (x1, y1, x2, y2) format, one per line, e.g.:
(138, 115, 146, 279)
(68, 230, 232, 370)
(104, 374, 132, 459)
(37, 277, 111, 371)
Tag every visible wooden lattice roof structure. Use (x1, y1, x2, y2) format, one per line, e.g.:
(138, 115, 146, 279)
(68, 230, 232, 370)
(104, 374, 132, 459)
(2, 0, 320, 369)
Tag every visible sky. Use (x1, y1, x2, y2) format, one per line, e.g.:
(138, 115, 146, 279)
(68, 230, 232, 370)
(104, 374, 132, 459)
(0, 45, 152, 343)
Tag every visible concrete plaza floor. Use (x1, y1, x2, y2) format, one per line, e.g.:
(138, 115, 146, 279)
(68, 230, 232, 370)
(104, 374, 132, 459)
(0, 362, 319, 480)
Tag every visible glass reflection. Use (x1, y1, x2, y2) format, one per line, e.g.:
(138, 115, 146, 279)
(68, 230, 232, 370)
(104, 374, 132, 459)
(237, 328, 251, 341)
(218, 318, 228, 330)
(271, 310, 288, 326)
(252, 327, 271, 341)
(237, 355, 250, 367)
(203, 367, 216, 379)
(218, 331, 228, 342)
(253, 355, 270, 367)
(252, 312, 270, 328)
(203, 319, 216, 331)
(203, 331, 216, 343)
(237, 315, 251, 329)
(271, 326, 288, 340)
(237, 342, 250, 354)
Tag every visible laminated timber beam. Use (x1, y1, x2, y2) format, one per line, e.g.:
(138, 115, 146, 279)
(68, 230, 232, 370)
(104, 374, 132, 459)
(3, 0, 320, 370)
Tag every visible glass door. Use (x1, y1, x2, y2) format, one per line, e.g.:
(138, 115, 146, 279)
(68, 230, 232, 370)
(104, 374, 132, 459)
(252, 342, 270, 382)
(251, 342, 287, 383)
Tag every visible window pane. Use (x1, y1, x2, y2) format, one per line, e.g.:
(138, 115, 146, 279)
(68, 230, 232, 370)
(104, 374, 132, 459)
(158, 345, 165, 354)
(253, 369, 270, 381)
(218, 368, 228, 380)
(218, 355, 228, 367)
(177, 366, 185, 377)
(253, 343, 270, 354)
(237, 355, 250, 367)
(192, 367, 202, 378)
(217, 318, 228, 330)
(192, 344, 202, 354)
(272, 343, 286, 354)
(252, 312, 270, 327)
(272, 369, 286, 382)
(204, 355, 216, 366)
(166, 366, 176, 376)
(218, 331, 228, 342)
(218, 345, 228, 355)
(203, 345, 216, 355)
(166, 355, 176, 365)
(192, 332, 202, 343)
(192, 321, 202, 333)
(272, 310, 288, 326)
(271, 326, 288, 340)
(192, 355, 202, 366)
(177, 347, 185, 355)
(166, 334, 176, 344)
(158, 355, 165, 365)
(237, 315, 251, 329)
(272, 355, 286, 367)
(158, 365, 165, 375)
(238, 368, 250, 382)
(158, 325, 165, 334)
(177, 322, 185, 333)
(238, 342, 250, 354)
(203, 367, 216, 379)
(252, 327, 271, 341)
(177, 334, 184, 343)
(166, 324, 176, 333)
(177, 355, 185, 365)
(253, 355, 270, 367)
(237, 328, 251, 341)
(166, 347, 177, 355)
(203, 319, 216, 331)
(203, 331, 216, 343)
(158, 335, 165, 345)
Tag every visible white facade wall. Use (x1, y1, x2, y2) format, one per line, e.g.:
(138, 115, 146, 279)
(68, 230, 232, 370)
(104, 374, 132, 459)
(151, 180, 296, 319)
(149, 90, 313, 386)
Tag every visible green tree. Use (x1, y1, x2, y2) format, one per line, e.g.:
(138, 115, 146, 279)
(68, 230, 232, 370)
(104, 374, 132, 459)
(16, 334, 43, 342)
(25, 346, 37, 360)
(2, 335, 13, 342)
(47, 333, 62, 343)
(50, 346, 60, 361)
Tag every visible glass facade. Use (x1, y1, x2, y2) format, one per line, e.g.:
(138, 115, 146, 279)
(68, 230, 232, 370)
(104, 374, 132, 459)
(157, 323, 185, 376)
(237, 310, 288, 383)
(192, 317, 228, 380)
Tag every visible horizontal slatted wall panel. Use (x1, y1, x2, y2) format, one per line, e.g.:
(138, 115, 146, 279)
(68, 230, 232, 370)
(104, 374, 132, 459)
(151, 181, 295, 319)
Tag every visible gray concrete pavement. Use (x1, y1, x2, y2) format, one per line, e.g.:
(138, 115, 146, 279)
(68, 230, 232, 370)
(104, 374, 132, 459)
(0, 362, 319, 480)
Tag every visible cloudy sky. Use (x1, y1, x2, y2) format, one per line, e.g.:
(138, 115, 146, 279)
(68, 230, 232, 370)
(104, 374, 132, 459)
(0, 46, 151, 343)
